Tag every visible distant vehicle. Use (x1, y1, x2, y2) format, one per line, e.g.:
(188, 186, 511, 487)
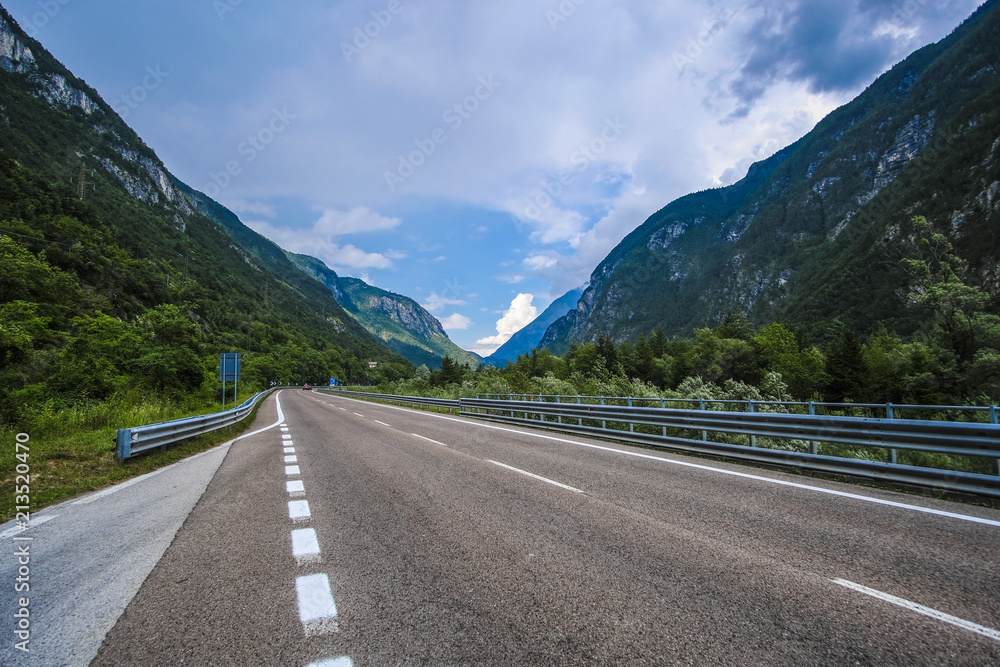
(302, 384, 312, 391)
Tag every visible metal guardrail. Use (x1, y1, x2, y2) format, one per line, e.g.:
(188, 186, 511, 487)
(115, 388, 277, 462)
(327, 389, 1000, 498)
(461, 398, 1000, 498)
(477, 393, 1000, 422)
(321, 389, 460, 411)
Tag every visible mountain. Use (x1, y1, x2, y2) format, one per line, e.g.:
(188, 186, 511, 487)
(485, 287, 584, 366)
(541, 0, 1000, 353)
(0, 4, 409, 418)
(286, 252, 482, 369)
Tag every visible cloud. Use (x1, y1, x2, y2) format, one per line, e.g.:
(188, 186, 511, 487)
(245, 206, 404, 272)
(314, 207, 402, 237)
(322, 243, 394, 270)
(439, 313, 472, 330)
(422, 291, 466, 313)
(246, 220, 395, 270)
(223, 198, 277, 217)
(723, 0, 968, 115)
(523, 254, 559, 271)
(476, 293, 538, 348)
(498, 273, 525, 284)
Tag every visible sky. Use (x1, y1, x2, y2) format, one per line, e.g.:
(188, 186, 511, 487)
(4, 0, 985, 355)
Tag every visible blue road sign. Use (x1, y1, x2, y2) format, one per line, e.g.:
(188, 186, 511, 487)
(220, 353, 241, 381)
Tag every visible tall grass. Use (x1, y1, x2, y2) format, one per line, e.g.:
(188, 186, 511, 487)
(1, 389, 262, 522)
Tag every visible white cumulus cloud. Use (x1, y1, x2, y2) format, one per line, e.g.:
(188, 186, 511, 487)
(476, 293, 538, 350)
(246, 206, 403, 272)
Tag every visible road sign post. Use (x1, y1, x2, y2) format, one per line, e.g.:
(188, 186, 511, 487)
(220, 353, 242, 410)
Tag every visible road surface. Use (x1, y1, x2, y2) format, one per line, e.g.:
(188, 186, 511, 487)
(4, 389, 999, 665)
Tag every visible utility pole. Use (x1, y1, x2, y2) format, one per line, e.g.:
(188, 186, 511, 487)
(77, 163, 86, 200)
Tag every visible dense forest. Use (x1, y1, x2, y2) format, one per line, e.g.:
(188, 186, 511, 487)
(0, 154, 410, 433)
(381, 216, 1000, 409)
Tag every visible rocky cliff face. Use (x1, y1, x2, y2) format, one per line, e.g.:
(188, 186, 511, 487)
(542, 0, 1000, 351)
(347, 286, 448, 340)
(1, 11, 194, 225)
(0, 14, 35, 74)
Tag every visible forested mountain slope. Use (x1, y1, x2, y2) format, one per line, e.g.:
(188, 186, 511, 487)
(542, 0, 1000, 352)
(0, 6, 408, 423)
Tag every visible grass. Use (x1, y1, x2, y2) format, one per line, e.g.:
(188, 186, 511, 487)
(1, 390, 266, 522)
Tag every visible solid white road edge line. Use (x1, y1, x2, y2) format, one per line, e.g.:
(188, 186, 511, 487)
(318, 394, 1000, 529)
(488, 460, 583, 493)
(832, 578, 1000, 643)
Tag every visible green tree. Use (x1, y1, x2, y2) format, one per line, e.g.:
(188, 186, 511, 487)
(752, 323, 828, 399)
(824, 321, 865, 402)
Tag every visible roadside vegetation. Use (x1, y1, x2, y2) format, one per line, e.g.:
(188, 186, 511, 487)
(0, 389, 270, 522)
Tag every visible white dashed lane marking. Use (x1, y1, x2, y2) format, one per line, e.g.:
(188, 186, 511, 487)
(296, 573, 339, 636)
(487, 460, 583, 493)
(305, 658, 354, 667)
(292, 528, 322, 566)
(412, 433, 448, 447)
(833, 579, 1000, 643)
(285, 465, 301, 476)
(288, 500, 311, 523)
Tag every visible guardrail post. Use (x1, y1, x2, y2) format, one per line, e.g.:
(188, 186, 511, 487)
(992, 405, 999, 475)
(661, 398, 666, 437)
(601, 397, 607, 430)
(749, 401, 757, 447)
(808, 402, 817, 455)
(114, 428, 132, 463)
(628, 397, 634, 433)
(577, 396, 583, 426)
(886, 402, 897, 464)
(556, 395, 561, 425)
(699, 399, 707, 441)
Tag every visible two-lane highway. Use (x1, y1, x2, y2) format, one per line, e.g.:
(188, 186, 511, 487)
(45, 390, 1000, 664)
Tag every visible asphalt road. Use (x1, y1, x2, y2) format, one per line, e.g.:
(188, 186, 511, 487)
(9, 389, 1000, 665)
